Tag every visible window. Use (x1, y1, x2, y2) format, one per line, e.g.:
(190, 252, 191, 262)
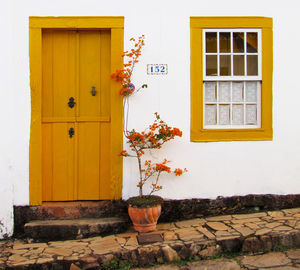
(191, 17, 273, 141)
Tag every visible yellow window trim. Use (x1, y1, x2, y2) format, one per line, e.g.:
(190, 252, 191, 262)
(190, 17, 273, 142)
(29, 17, 124, 205)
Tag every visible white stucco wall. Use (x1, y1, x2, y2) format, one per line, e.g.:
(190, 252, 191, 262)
(1, 0, 300, 237)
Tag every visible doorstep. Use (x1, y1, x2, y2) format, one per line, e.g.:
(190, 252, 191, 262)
(24, 217, 128, 241)
(2, 207, 300, 269)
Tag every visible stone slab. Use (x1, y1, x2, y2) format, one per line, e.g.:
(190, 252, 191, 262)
(24, 217, 128, 241)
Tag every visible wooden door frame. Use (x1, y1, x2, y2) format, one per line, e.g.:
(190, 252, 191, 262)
(29, 17, 124, 205)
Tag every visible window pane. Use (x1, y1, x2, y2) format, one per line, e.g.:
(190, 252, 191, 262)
(233, 32, 244, 53)
(233, 55, 244, 75)
(205, 105, 217, 125)
(220, 55, 231, 76)
(232, 82, 244, 102)
(219, 105, 230, 125)
(206, 55, 217, 76)
(205, 82, 217, 102)
(246, 105, 257, 124)
(247, 32, 258, 53)
(247, 55, 258, 75)
(220, 32, 231, 53)
(232, 105, 244, 125)
(219, 82, 231, 102)
(206, 32, 217, 53)
(246, 82, 257, 102)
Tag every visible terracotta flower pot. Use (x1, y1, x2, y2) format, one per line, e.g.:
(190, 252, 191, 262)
(128, 204, 162, 233)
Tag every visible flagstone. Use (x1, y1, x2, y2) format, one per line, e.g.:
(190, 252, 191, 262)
(196, 226, 215, 240)
(233, 212, 267, 219)
(7, 254, 28, 262)
(206, 222, 230, 231)
(255, 228, 272, 235)
(125, 236, 139, 246)
(206, 215, 232, 222)
(274, 217, 295, 221)
(8, 259, 36, 267)
(187, 258, 241, 270)
(283, 208, 300, 214)
(44, 247, 73, 257)
(175, 228, 204, 241)
(232, 218, 261, 224)
(265, 222, 282, 229)
(36, 257, 55, 265)
(13, 243, 48, 250)
(156, 223, 177, 230)
(234, 226, 254, 237)
(245, 223, 260, 230)
(273, 225, 292, 231)
(90, 240, 121, 254)
(286, 249, 300, 262)
(116, 236, 127, 246)
(268, 211, 285, 218)
(287, 220, 297, 227)
(215, 230, 232, 237)
(242, 252, 291, 269)
(175, 218, 205, 228)
(64, 256, 79, 261)
(11, 249, 28, 254)
(164, 231, 178, 241)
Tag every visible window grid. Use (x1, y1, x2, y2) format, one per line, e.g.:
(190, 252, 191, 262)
(203, 28, 261, 129)
(204, 81, 261, 129)
(203, 29, 262, 81)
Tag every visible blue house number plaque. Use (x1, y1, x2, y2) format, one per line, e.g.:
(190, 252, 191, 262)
(147, 64, 168, 75)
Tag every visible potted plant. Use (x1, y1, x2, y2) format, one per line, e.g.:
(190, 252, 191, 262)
(111, 36, 186, 232)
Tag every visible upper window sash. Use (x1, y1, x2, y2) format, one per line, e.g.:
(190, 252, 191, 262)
(203, 29, 262, 81)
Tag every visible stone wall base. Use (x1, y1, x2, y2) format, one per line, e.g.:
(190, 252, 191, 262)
(14, 194, 300, 237)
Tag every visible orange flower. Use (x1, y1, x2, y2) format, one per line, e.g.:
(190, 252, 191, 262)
(174, 168, 183, 176)
(119, 150, 128, 157)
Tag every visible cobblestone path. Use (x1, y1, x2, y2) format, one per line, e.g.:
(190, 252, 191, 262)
(1, 208, 300, 269)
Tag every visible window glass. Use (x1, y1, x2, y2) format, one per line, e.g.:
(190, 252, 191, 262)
(205, 105, 217, 125)
(220, 55, 231, 76)
(247, 32, 258, 53)
(233, 32, 244, 53)
(233, 55, 244, 76)
(232, 105, 244, 125)
(206, 55, 217, 76)
(220, 32, 231, 53)
(206, 32, 217, 53)
(232, 82, 244, 102)
(247, 55, 258, 75)
(219, 105, 230, 125)
(205, 82, 217, 102)
(219, 82, 231, 102)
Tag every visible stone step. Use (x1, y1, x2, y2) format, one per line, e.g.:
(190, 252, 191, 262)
(24, 217, 129, 241)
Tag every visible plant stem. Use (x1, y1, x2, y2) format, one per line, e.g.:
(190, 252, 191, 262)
(137, 155, 143, 197)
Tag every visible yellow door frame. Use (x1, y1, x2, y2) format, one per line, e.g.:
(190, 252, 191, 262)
(29, 17, 124, 205)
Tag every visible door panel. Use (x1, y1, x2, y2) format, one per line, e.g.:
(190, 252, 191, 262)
(77, 122, 100, 200)
(78, 31, 101, 118)
(99, 122, 111, 199)
(42, 30, 77, 119)
(100, 30, 111, 117)
(42, 123, 75, 201)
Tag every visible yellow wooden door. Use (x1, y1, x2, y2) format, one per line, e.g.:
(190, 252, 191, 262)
(42, 29, 112, 201)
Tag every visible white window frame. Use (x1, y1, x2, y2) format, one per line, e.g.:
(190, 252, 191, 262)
(203, 28, 262, 129)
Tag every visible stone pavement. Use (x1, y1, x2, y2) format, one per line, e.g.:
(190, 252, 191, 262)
(132, 249, 300, 269)
(1, 208, 300, 269)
